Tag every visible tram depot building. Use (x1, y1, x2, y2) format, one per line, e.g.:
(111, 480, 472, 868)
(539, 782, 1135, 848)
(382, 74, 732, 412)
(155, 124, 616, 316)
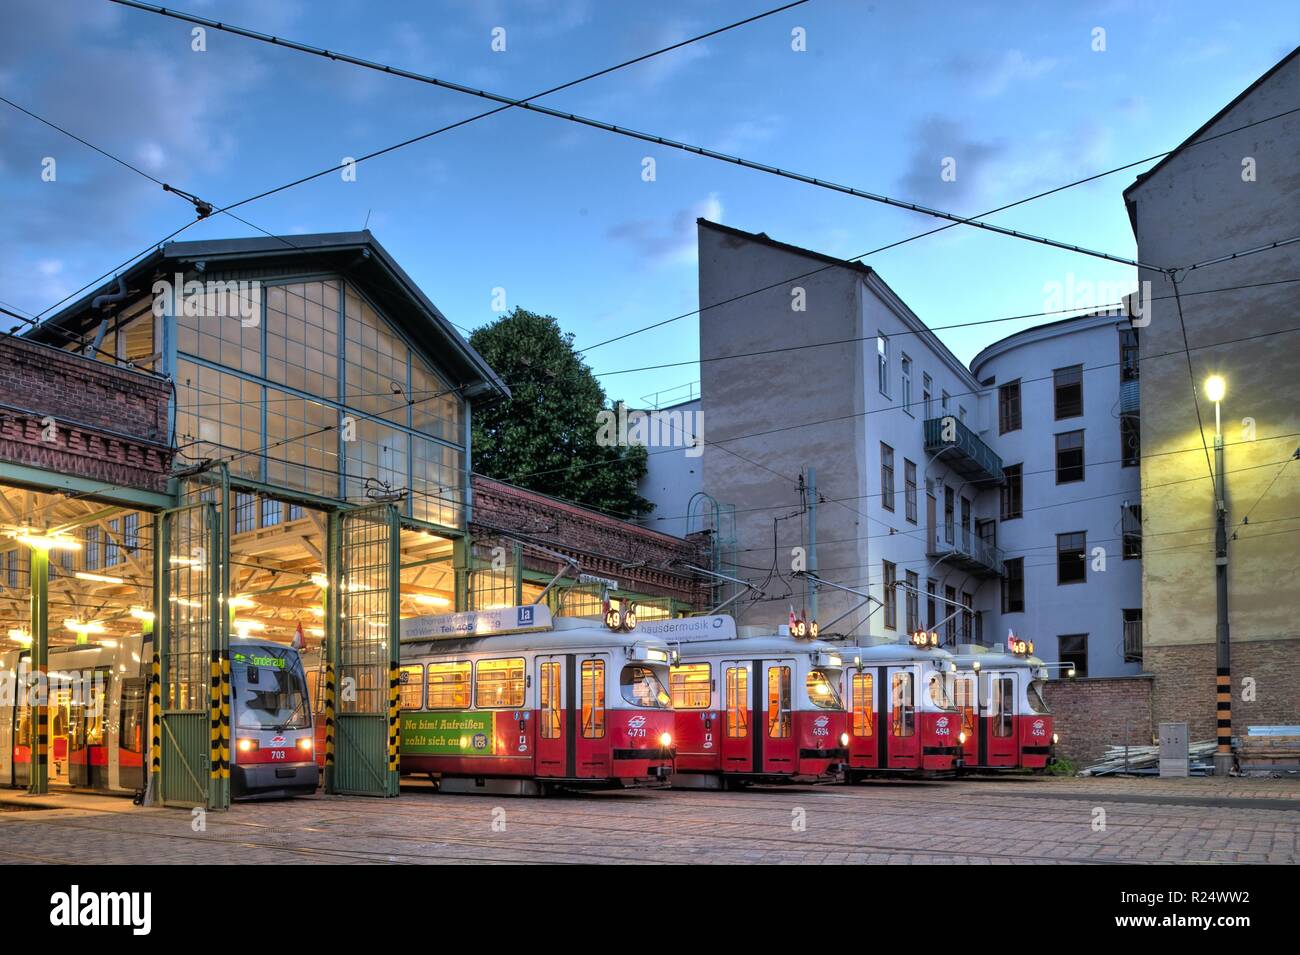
(0, 232, 706, 809)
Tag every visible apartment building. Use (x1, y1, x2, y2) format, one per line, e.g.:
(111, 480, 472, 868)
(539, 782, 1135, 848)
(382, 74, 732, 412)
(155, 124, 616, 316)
(639, 220, 1145, 677)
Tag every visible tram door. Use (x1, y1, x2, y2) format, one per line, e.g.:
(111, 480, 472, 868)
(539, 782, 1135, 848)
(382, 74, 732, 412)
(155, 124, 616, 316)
(761, 660, 796, 774)
(535, 655, 569, 778)
(984, 671, 1018, 766)
(720, 660, 752, 773)
(48, 676, 73, 787)
(886, 666, 920, 770)
(68, 668, 109, 790)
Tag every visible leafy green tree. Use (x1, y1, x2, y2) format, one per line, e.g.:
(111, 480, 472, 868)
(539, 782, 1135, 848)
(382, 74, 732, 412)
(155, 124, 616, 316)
(469, 308, 654, 517)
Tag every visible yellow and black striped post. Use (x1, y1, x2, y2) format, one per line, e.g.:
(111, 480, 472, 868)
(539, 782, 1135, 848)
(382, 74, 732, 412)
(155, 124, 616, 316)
(209, 649, 222, 784)
(387, 661, 400, 792)
(323, 660, 336, 776)
(1216, 668, 1232, 758)
(220, 651, 231, 780)
(149, 652, 162, 779)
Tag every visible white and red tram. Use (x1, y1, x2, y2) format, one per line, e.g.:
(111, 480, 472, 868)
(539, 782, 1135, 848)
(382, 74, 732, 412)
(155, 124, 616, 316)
(658, 616, 848, 788)
(839, 634, 964, 778)
(383, 607, 675, 795)
(950, 640, 1057, 772)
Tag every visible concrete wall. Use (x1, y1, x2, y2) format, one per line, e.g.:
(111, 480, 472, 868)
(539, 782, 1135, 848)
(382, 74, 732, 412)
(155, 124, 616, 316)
(973, 314, 1144, 677)
(1124, 51, 1300, 728)
(634, 398, 702, 539)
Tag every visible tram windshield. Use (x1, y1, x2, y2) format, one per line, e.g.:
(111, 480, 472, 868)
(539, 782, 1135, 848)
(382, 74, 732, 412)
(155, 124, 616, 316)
(928, 672, 954, 708)
(1027, 680, 1051, 714)
(806, 670, 843, 709)
(620, 665, 671, 708)
(232, 646, 311, 730)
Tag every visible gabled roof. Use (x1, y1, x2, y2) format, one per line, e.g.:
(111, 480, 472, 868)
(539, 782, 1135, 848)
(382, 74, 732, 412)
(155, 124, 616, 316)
(29, 230, 508, 400)
(1123, 45, 1300, 200)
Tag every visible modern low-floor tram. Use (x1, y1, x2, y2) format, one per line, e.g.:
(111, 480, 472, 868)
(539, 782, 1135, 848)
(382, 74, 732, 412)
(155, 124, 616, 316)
(666, 625, 848, 789)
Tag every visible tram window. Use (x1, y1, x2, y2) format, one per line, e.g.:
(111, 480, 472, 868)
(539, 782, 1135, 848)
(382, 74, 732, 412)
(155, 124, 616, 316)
(928, 672, 953, 708)
(622, 665, 671, 708)
(806, 670, 842, 710)
(953, 676, 976, 740)
(398, 664, 424, 710)
(767, 666, 792, 739)
(1027, 680, 1051, 715)
(891, 672, 915, 737)
(725, 667, 748, 738)
(427, 661, 472, 709)
(475, 658, 525, 709)
(669, 663, 711, 709)
(992, 678, 1014, 737)
(120, 679, 147, 754)
(539, 663, 561, 739)
(851, 672, 873, 736)
(581, 659, 605, 738)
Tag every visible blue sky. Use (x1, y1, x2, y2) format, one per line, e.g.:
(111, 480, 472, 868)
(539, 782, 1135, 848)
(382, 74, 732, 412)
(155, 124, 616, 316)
(2, 0, 1296, 406)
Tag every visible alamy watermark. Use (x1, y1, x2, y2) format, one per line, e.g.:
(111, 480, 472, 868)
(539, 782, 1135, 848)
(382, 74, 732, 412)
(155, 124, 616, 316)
(596, 402, 703, 458)
(150, 273, 261, 327)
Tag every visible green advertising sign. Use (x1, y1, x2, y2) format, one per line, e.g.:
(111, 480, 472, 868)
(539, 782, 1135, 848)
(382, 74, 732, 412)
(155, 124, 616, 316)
(401, 711, 497, 756)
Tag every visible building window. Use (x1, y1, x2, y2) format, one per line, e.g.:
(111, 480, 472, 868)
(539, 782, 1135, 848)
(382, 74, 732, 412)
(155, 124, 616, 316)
(83, 526, 101, 571)
(1122, 415, 1140, 467)
(1002, 557, 1025, 613)
(998, 380, 1022, 433)
(261, 497, 282, 527)
(1123, 609, 1143, 663)
(905, 570, 919, 633)
(901, 355, 912, 413)
(1058, 634, 1088, 678)
(1120, 328, 1139, 382)
(959, 405, 967, 423)
(960, 592, 973, 642)
(943, 486, 955, 544)
(904, 459, 917, 524)
(882, 560, 897, 629)
(1123, 503, 1142, 559)
(922, 374, 933, 417)
(925, 580, 936, 630)
(1057, 531, 1087, 585)
(941, 390, 950, 411)
(234, 492, 257, 534)
(880, 443, 895, 511)
(944, 585, 957, 643)
(1054, 365, 1083, 419)
(1001, 463, 1023, 520)
(877, 335, 889, 396)
(104, 518, 121, 567)
(1055, 430, 1085, 484)
(123, 512, 140, 552)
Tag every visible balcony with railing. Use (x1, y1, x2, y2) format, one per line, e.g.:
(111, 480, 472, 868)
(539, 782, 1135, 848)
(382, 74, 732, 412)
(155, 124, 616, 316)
(927, 523, 1004, 577)
(923, 416, 1004, 484)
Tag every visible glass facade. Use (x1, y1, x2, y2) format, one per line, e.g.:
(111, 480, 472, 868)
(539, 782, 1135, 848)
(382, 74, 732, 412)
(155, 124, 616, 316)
(172, 277, 468, 528)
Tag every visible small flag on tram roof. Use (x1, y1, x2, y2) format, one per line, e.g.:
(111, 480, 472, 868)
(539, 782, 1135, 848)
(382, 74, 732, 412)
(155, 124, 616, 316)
(292, 620, 306, 650)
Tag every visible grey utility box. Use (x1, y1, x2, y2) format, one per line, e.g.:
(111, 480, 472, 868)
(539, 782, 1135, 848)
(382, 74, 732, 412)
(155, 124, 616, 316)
(1159, 722, 1189, 777)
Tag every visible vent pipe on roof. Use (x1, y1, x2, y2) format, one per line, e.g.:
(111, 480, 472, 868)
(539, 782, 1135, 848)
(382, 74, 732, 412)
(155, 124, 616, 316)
(90, 275, 128, 311)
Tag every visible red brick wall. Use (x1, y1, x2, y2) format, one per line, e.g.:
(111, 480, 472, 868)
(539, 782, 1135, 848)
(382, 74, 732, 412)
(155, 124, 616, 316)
(1146, 639, 1300, 742)
(470, 475, 710, 608)
(1042, 676, 1154, 766)
(0, 338, 172, 491)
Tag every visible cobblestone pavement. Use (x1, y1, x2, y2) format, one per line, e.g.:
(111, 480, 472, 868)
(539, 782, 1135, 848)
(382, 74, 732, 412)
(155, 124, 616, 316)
(0, 775, 1296, 864)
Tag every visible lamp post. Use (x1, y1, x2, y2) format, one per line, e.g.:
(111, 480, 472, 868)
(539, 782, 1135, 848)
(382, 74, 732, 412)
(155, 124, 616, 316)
(1205, 375, 1233, 776)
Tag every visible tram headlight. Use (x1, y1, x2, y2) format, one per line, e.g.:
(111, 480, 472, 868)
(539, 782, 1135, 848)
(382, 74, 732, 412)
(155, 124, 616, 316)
(840, 732, 850, 747)
(958, 731, 967, 745)
(659, 732, 673, 748)
(237, 738, 257, 753)
(298, 738, 313, 752)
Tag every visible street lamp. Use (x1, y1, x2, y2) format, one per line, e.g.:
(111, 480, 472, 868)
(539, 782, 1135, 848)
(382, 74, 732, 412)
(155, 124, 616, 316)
(1206, 375, 1233, 776)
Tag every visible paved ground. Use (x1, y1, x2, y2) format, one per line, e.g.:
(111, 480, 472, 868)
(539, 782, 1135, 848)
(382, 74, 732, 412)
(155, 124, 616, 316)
(1, 775, 1297, 864)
